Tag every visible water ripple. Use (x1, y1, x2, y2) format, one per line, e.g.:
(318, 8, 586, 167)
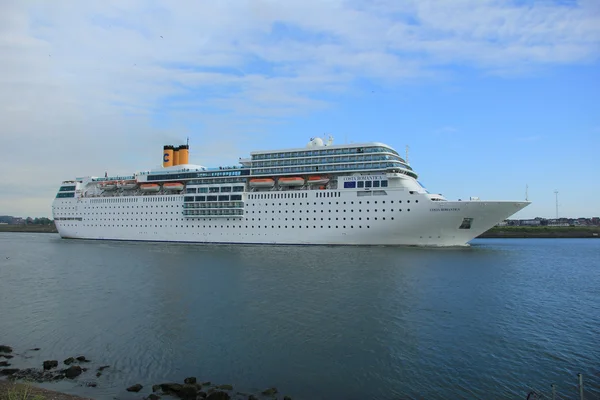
(1, 234, 599, 399)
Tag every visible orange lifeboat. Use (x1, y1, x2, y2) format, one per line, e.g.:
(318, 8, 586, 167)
(307, 176, 329, 185)
(278, 177, 304, 187)
(140, 183, 160, 192)
(163, 182, 184, 191)
(249, 178, 275, 188)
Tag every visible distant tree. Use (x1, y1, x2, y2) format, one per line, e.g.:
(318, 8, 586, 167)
(26, 217, 33, 224)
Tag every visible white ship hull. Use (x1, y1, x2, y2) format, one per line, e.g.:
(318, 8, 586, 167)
(52, 190, 529, 246)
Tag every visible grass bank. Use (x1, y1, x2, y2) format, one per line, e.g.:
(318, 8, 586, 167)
(0, 381, 90, 400)
(0, 225, 57, 234)
(479, 226, 600, 238)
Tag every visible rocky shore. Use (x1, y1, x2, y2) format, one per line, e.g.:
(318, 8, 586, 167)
(0, 345, 292, 400)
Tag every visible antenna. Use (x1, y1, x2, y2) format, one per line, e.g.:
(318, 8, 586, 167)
(405, 145, 410, 164)
(554, 190, 559, 219)
(186, 136, 189, 147)
(525, 184, 529, 201)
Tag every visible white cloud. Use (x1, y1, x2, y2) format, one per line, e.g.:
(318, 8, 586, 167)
(0, 0, 598, 216)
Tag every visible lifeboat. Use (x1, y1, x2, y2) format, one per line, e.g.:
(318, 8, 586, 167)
(249, 178, 275, 188)
(278, 177, 304, 187)
(99, 181, 117, 191)
(307, 176, 329, 185)
(118, 180, 138, 190)
(140, 183, 160, 192)
(163, 182, 184, 191)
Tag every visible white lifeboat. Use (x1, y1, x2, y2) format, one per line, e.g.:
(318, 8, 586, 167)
(249, 178, 275, 188)
(100, 182, 117, 191)
(307, 176, 329, 185)
(278, 177, 304, 187)
(140, 183, 160, 192)
(119, 180, 138, 190)
(163, 182, 184, 191)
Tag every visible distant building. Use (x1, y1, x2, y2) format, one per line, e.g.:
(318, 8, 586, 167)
(520, 219, 541, 226)
(548, 219, 569, 227)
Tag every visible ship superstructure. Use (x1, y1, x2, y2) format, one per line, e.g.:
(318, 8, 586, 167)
(52, 137, 529, 246)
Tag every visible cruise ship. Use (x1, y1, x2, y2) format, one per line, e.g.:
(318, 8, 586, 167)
(52, 137, 529, 246)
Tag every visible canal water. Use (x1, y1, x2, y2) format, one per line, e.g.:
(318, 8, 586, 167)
(0, 233, 599, 399)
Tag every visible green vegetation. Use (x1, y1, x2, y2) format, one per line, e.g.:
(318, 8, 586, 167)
(0, 223, 57, 233)
(1, 383, 44, 400)
(480, 225, 600, 238)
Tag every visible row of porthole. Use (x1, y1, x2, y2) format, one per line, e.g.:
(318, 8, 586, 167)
(85, 205, 179, 209)
(249, 200, 415, 206)
(83, 199, 418, 209)
(78, 212, 409, 221)
(84, 212, 178, 215)
(251, 209, 410, 214)
(81, 225, 373, 229)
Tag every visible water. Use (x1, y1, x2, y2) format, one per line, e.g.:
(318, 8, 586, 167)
(0, 233, 599, 400)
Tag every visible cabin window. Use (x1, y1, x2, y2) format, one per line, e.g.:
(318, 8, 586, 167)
(344, 182, 356, 189)
(357, 181, 364, 188)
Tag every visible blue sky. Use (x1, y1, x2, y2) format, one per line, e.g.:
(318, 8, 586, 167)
(0, 0, 598, 218)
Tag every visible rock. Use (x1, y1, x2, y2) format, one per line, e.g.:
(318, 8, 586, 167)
(82, 367, 88, 372)
(96, 372, 102, 377)
(0, 355, 14, 359)
(0, 361, 9, 367)
(206, 391, 230, 400)
(283, 396, 292, 400)
(0, 345, 13, 353)
(126, 384, 143, 392)
(247, 396, 259, 400)
(179, 384, 198, 400)
(184, 376, 197, 384)
(217, 384, 233, 390)
(152, 384, 162, 392)
(146, 394, 161, 400)
(158, 383, 183, 394)
(86, 382, 97, 387)
(261, 388, 278, 396)
(64, 365, 83, 379)
(97, 365, 110, 371)
(76, 356, 89, 362)
(29, 348, 40, 351)
(64, 357, 76, 365)
(8, 367, 65, 382)
(201, 381, 212, 386)
(0, 368, 20, 375)
(43, 360, 58, 370)
(198, 391, 207, 399)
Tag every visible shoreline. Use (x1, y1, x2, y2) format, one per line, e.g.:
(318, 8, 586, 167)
(478, 226, 600, 239)
(1, 345, 290, 400)
(0, 225, 57, 233)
